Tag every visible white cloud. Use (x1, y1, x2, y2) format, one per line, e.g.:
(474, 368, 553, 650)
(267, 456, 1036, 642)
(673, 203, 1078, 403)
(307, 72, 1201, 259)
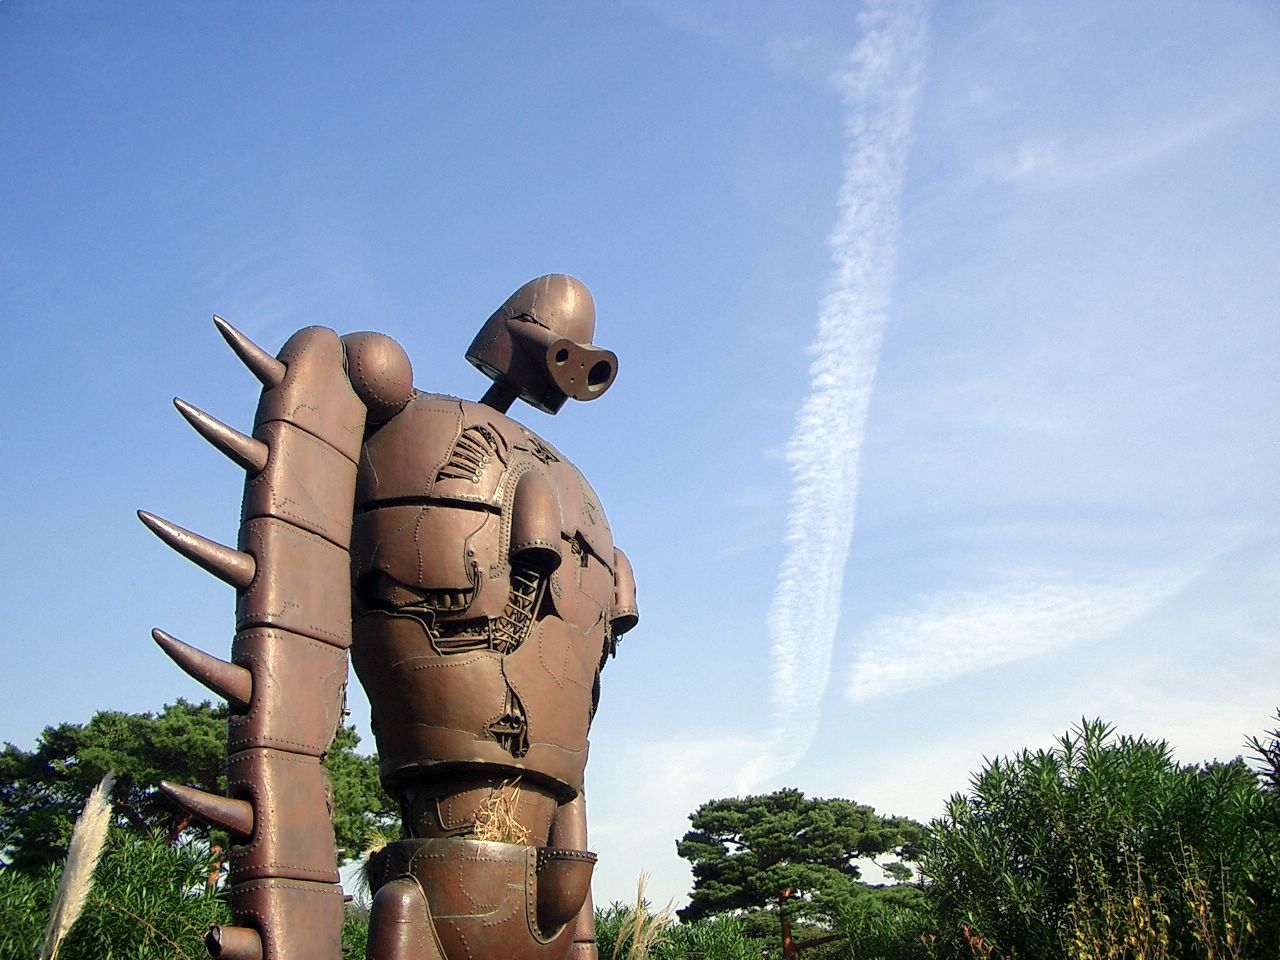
(846, 569, 1196, 702)
(588, 11, 934, 906)
(982, 96, 1266, 187)
(757, 0, 929, 787)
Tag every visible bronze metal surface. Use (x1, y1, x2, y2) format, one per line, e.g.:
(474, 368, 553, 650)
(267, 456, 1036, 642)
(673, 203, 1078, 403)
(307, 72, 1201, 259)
(367, 877, 446, 960)
(138, 511, 257, 590)
(228, 628, 346, 756)
(227, 878, 345, 960)
(159, 781, 254, 837)
(535, 848, 598, 931)
(236, 517, 353, 647)
(367, 838, 590, 960)
(226, 748, 340, 882)
(243, 420, 358, 547)
(340, 331, 415, 424)
(252, 326, 366, 462)
(143, 276, 634, 960)
(547, 795, 597, 957)
(174, 398, 270, 474)
(214, 315, 286, 388)
(466, 275, 616, 414)
(152, 628, 252, 710)
(206, 925, 264, 960)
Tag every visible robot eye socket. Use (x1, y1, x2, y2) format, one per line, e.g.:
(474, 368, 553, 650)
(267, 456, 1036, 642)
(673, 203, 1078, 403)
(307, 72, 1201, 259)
(587, 360, 612, 391)
(554, 348, 571, 364)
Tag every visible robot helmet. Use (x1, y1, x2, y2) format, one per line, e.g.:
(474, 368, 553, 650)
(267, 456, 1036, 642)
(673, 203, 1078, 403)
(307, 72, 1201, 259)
(466, 275, 618, 415)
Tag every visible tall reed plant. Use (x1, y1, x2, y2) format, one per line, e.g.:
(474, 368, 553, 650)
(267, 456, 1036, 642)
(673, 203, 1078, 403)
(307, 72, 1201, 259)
(36, 772, 115, 960)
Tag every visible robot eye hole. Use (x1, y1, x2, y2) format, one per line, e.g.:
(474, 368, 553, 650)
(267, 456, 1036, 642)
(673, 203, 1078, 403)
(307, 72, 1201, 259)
(587, 361, 612, 389)
(554, 348, 570, 364)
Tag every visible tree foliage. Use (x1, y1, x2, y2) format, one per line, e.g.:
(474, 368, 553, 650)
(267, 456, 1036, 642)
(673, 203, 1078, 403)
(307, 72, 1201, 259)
(0, 700, 394, 872)
(676, 789, 924, 959)
(0, 700, 225, 872)
(921, 717, 1280, 959)
(325, 721, 397, 862)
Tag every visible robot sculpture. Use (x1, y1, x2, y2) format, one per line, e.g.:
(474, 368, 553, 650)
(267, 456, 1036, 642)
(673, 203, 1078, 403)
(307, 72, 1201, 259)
(139, 275, 638, 960)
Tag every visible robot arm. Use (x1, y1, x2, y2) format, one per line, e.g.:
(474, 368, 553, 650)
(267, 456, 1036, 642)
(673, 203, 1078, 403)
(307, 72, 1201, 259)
(610, 547, 639, 640)
(141, 322, 412, 960)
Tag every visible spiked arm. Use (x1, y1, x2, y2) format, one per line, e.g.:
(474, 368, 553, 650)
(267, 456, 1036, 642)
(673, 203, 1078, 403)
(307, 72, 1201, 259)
(143, 321, 370, 960)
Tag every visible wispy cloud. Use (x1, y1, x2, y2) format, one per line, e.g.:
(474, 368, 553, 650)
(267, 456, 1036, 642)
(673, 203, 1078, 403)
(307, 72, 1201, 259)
(982, 96, 1267, 188)
(845, 569, 1196, 702)
(745, 0, 929, 788)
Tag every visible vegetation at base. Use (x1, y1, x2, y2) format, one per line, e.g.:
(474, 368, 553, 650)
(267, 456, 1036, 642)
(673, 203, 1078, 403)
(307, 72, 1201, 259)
(676, 789, 925, 959)
(0, 699, 395, 874)
(595, 880, 758, 960)
(0, 828, 230, 960)
(917, 716, 1280, 959)
(0, 700, 226, 872)
(675, 715, 1280, 960)
(3, 706, 1278, 959)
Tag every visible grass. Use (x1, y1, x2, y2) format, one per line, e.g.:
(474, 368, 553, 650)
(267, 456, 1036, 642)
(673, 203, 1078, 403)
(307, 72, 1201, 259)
(471, 779, 531, 845)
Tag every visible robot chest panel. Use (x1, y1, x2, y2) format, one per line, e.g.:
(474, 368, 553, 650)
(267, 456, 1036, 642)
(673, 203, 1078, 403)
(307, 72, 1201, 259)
(356, 394, 610, 546)
(352, 395, 616, 612)
(356, 393, 520, 508)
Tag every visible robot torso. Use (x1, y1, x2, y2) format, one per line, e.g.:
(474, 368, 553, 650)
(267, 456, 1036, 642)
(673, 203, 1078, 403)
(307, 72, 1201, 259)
(349, 392, 631, 800)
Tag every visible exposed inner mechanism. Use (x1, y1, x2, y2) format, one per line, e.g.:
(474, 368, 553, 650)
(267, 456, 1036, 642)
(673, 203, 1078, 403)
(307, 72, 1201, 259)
(488, 687, 530, 758)
(436, 424, 506, 483)
(355, 547, 550, 761)
(357, 555, 549, 662)
(492, 562, 546, 653)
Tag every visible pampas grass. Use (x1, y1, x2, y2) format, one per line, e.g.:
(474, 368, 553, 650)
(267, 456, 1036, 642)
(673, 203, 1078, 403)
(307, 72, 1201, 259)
(611, 873, 675, 960)
(38, 771, 116, 960)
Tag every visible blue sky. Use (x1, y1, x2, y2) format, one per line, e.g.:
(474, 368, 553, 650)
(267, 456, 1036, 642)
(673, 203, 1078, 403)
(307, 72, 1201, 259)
(3, 0, 1278, 907)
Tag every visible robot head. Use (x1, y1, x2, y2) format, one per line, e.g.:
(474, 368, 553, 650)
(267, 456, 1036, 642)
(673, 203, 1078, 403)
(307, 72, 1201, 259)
(466, 275, 618, 414)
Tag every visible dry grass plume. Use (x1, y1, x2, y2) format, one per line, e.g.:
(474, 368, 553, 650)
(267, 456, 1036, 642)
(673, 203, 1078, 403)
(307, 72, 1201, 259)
(38, 771, 116, 960)
(612, 873, 676, 960)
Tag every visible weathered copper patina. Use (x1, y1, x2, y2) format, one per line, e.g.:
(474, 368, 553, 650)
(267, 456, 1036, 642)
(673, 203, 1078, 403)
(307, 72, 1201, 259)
(141, 275, 637, 960)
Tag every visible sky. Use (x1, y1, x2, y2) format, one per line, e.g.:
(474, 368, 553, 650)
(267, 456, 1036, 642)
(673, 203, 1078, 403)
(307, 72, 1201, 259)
(2, 0, 1279, 910)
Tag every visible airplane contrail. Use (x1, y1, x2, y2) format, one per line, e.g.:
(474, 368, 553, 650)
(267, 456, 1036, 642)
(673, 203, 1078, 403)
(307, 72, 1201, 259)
(743, 0, 929, 790)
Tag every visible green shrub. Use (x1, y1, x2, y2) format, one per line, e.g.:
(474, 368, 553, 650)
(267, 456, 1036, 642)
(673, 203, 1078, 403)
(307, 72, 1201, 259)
(833, 886, 937, 960)
(342, 902, 370, 960)
(1, 829, 229, 960)
(595, 894, 761, 960)
(919, 718, 1280, 959)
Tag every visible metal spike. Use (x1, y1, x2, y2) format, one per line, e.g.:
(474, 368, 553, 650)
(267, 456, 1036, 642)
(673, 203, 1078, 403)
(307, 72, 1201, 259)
(173, 398, 269, 474)
(159, 781, 254, 837)
(152, 628, 252, 710)
(212, 315, 286, 388)
(137, 511, 256, 590)
(206, 926, 263, 960)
